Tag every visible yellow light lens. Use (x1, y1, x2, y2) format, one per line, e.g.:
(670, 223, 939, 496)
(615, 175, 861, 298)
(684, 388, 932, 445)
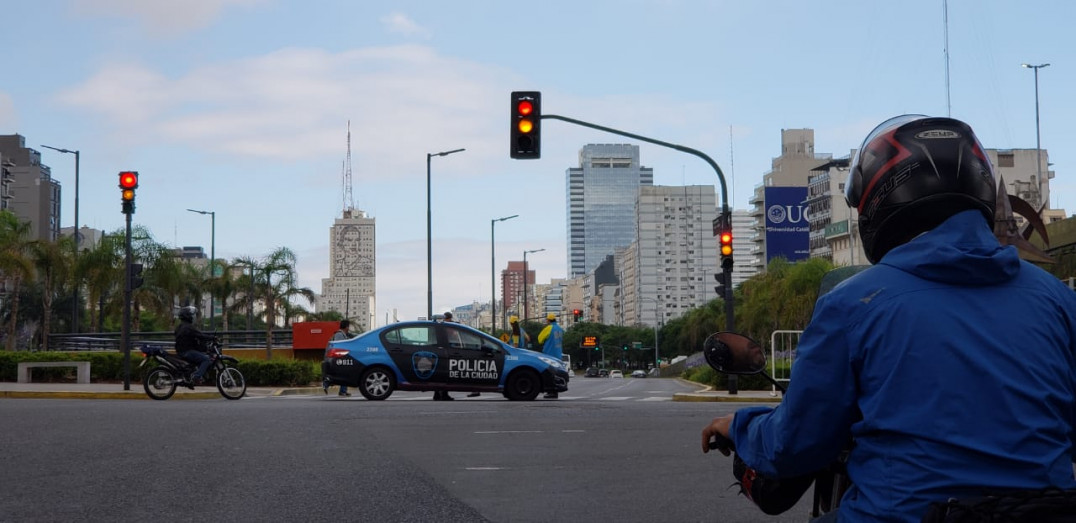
(518, 119, 533, 134)
(122, 189, 135, 201)
(721, 245, 733, 256)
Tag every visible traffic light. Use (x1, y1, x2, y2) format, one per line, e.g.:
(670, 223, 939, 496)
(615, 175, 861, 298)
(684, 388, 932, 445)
(510, 91, 541, 159)
(119, 171, 139, 214)
(622, 344, 628, 351)
(719, 221, 733, 270)
(129, 263, 144, 290)
(572, 309, 582, 322)
(715, 272, 728, 300)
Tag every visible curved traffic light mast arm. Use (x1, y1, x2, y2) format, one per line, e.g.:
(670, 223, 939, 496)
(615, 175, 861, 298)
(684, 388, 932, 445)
(540, 114, 730, 216)
(541, 113, 739, 393)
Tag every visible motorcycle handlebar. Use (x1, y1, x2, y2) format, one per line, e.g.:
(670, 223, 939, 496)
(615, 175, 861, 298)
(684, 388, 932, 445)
(708, 433, 735, 455)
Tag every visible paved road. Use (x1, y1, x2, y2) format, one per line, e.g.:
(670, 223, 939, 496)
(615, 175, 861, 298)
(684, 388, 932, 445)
(1, 379, 804, 522)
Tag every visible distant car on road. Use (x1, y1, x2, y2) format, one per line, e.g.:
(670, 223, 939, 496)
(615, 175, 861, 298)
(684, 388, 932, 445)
(585, 367, 600, 378)
(631, 370, 647, 378)
(609, 370, 624, 378)
(323, 320, 569, 401)
(598, 369, 610, 378)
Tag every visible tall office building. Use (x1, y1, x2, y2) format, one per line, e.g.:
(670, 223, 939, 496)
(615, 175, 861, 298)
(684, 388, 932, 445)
(566, 144, 653, 278)
(0, 135, 61, 242)
(631, 185, 718, 327)
(318, 209, 376, 331)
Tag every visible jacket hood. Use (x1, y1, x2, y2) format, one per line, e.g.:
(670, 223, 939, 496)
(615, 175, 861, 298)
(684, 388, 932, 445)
(879, 210, 1020, 286)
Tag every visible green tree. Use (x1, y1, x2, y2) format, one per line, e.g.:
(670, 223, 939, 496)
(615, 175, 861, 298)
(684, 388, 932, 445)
(28, 236, 75, 350)
(0, 211, 35, 350)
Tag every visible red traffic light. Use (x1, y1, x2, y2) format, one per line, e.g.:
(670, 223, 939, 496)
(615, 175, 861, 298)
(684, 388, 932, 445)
(719, 230, 733, 257)
(119, 171, 139, 190)
(510, 91, 541, 159)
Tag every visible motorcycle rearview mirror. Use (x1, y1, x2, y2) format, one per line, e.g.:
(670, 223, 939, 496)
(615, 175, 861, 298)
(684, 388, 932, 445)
(703, 332, 767, 375)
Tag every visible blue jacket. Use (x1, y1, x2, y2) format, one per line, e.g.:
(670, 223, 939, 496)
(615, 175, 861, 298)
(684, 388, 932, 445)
(730, 210, 1076, 522)
(539, 321, 564, 360)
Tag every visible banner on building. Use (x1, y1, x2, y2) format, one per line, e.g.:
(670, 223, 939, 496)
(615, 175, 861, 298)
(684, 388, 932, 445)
(765, 186, 809, 263)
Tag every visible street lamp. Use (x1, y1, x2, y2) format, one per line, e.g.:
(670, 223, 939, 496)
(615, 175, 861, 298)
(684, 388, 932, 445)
(641, 296, 661, 370)
(522, 248, 545, 322)
(427, 148, 465, 319)
(187, 208, 216, 330)
(490, 214, 518, 333)
(40, 144, 80, 332)
(1021, 63, 1050, 210)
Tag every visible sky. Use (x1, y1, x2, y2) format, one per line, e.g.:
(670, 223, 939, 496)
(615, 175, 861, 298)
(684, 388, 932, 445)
(2, 0, 1074, 325)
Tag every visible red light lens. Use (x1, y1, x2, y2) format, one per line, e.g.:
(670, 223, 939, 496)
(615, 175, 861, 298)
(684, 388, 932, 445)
(119, 172, 138, 189)
(517, 100, 533, 116)
(720, 233, 732, 244)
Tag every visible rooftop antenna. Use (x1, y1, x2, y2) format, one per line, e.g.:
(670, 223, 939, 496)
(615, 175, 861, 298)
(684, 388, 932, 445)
(342, 120, 355, 217)
(943, 0, 952, 116)
(729, 125, 736, 209)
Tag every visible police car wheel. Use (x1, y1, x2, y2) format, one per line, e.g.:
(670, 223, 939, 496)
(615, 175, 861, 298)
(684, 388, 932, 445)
(358, 367, 395, 401)
(505, 369, 541, 401)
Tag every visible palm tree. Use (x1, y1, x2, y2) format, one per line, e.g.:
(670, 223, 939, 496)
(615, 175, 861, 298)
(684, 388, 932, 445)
(78, 232, 123, 332)
(0, 211, 35, 350)
(257, 247, 315, 359)
(205, 258, 240, 333)
(29, 236, 74, 350)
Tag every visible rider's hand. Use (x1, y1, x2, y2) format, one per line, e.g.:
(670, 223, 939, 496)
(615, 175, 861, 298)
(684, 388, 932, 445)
(702, 414, 735, 455)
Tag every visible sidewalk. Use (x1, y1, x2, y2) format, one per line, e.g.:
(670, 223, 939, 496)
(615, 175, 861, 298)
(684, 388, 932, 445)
(672, 383, 783, 403)
(0, 381, 290, 400)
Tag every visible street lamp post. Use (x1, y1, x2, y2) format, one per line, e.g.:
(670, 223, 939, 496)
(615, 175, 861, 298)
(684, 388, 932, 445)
(41, 145, 80, 332)
(187, 209, 216, 330)
(522, 248, 545, 322)
(490, 214, 518, 333)
(1022, 63, 1050, 210)
(427, 148, 465, 320)
(641, 296, 661, 371)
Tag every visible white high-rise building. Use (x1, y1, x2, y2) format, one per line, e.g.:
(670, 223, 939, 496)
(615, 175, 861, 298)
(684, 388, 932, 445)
(318, 209, 376, 331)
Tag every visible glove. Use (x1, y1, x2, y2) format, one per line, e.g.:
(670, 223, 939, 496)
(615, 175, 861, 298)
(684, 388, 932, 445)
(732, 454, 815, 515)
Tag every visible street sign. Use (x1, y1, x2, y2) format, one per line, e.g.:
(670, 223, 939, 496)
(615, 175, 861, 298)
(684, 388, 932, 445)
(580, 335, 600, 349)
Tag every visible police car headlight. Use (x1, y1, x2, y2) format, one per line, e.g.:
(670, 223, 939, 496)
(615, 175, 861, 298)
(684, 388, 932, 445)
(537, 356, 565, 369)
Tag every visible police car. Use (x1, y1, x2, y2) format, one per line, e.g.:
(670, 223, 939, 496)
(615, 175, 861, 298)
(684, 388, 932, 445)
(322, 320, 569, 401)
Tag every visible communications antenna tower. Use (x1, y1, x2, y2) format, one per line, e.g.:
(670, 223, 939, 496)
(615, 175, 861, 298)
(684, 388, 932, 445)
(342, 120, 355, 217)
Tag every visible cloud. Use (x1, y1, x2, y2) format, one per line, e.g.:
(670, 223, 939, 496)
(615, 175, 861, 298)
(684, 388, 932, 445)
(380, 12, 431, 39)
(73, 0, 266, 36)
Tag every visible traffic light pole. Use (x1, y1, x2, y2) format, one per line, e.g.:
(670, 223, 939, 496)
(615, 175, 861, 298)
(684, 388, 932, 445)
(541, 114, 738, 393)
(121, 209, 133, 390)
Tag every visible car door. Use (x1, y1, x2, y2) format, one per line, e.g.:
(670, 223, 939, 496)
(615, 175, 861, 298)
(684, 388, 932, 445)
(441, 324, 506, 389)
(382, 324, 441, 385)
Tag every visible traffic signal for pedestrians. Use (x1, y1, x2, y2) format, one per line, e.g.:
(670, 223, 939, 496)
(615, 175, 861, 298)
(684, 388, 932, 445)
(119, 171, 139, 214)
(510, 91, 541, 159)
(715, 272, 729, 300)
(573, 308, 582, 322)
(130, 263, 144, 290)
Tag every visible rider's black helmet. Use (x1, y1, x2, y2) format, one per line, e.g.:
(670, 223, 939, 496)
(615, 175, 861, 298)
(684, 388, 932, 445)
(845, 115, 996, 264)
(177, 306, 197, 323)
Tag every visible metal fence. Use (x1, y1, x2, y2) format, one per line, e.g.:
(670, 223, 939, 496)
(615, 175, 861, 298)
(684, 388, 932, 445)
(769, 330, 802, 395)
(46, 330, 293, 352)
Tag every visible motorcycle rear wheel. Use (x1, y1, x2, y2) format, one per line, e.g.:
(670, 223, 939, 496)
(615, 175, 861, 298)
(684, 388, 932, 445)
(216, 366, 246, 400)
(143, 368, 178, 400)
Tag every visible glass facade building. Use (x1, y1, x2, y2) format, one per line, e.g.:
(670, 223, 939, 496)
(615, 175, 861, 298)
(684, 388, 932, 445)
(566, 144, 653, 277)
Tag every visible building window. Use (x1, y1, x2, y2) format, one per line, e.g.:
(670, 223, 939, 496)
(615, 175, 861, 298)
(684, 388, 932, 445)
(997, 153, 1015, 168)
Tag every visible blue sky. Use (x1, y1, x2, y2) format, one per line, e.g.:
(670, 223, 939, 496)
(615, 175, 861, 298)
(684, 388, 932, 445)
(2, 0, 1073, 324)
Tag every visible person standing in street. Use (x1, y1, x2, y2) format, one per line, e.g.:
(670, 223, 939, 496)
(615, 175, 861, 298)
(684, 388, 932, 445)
(324, 319, 353, 396)
(537, 313, 564, 399)
(434, 311, 456, 401)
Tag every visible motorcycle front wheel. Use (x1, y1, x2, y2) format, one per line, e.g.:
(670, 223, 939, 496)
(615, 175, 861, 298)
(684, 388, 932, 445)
(216, 366, 246, 400)
(143, 367, 178, 400)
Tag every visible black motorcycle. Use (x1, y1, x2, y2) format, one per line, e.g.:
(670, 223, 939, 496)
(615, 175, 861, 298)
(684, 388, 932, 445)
(139, 339, 246, 400)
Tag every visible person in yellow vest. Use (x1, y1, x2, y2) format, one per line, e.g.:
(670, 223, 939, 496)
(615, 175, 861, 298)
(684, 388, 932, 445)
(505, 316, 530, 349)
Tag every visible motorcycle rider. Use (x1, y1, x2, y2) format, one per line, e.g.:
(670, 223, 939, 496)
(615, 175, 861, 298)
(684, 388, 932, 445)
(702, 115, 1076, 521)
(174, 305, 216, 386)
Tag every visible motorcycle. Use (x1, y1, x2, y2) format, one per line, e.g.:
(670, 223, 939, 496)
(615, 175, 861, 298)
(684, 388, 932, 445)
(703, 330, 849, 519)
(139, 338, 246, 400)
